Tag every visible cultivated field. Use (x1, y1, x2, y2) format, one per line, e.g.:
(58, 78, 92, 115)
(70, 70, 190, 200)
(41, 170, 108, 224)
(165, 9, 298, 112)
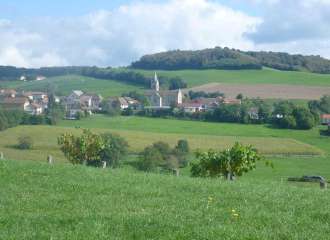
(8, 75, 148, 97)
(182, 83, 330, 100)
(1, 160, 330, 239)
(115, 66, 330, 88)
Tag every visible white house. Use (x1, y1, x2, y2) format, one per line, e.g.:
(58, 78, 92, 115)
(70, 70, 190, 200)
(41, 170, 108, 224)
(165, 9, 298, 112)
(67, 91, 84, 102)
(79, 94, 93, 106)
(248, 107, 259, 119)
(20, 76, 26, 81)
(37, 76, 47, 80)
(322, 114, 330, 124)
(92, 93, 103, 106)
(61, 101, 77, 110)
(26, 91, 48, 100)
(191, 97, 222, 111)
(25, 103, 43, 114)
(177, 103, 201, 112)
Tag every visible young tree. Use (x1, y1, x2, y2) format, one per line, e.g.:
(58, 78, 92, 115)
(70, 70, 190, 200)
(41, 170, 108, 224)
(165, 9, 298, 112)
(18, 135, 34, 149)
(136, 146, 162, 172)
(58, 128, 105, 165)
(236, 93, 243, 99)
(293, 107, 315, 130)
(280, 116, 297, 129)
(48, 94, 58, 109)
(143, 97, 151, 107)
(191, 142, 275, 180)
(175, 140, 190, 153)
(170, 100, 178, 111)
(153, 141, 171, 160)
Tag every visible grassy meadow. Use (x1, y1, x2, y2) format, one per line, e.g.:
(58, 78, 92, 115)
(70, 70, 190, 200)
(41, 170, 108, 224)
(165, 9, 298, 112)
(8, 75, 149, 97)
(1, 159, 330, 239)
(116, 66, 330, 88)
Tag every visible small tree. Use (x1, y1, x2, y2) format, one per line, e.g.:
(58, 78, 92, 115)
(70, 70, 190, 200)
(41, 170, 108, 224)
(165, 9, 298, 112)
(58, 128, 105, 165)
(136, 146, 162, 172)
(280, 116, 297, 129)
(143, 97, 151, 107)
(175, 140, 190, 153)
(18, 135, 34, 149)
(191, 142, 275, 179)
(163, 155, 179, 171)
(153, 141, 171, 160)
(236, 93, 243, 100)
(170, 100, 178, 111)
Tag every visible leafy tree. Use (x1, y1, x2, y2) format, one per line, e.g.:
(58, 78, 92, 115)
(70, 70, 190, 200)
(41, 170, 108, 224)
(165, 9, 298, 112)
(172, 148, 188, 167)
(44, 83, 58, 95)
(310, 109, 321, 125)
(18, 135, 34, 149)
(58, 128, 105, 165)
(280, 116, 297, 129)
(292, 107, 315, 130)
(258, 105, 272, 123)
(170, 100, 178, 111)
(96, 132, 129, 168)
(236, 93, 243, 99)
(128, 90, 141, 101)
(191, 142, 275, 179)
(0, 117, 8, 131)
(75, 111, 85, 120)
(143, 97, 151, 107)
(48, 94, 58, 109)
(21, 112, 31, 125)
(175, 140, 190, 153)
(26, 73, 37, 81)
(136, 146, 163, 172)
(99, 99, 112, 112)
(308, 100, 320, 111)
(123, 105, 133, 116)
(277, 103, 293, 116)
(153, 141, 171, 160)
(163, 155, 179, 171)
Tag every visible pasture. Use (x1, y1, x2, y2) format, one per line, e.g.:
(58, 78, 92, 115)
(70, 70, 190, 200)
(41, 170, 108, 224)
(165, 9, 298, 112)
(1, 159, 330, 239)
(8, 75, 148, 97)
(116, 66, 330, 88)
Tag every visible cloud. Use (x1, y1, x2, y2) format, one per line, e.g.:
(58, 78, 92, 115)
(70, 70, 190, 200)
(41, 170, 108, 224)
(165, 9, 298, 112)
(0, 0, 261, 68)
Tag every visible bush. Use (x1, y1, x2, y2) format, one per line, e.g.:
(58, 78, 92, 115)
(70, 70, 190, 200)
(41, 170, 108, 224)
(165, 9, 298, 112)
(280, 116, 297, 129)
(136, 146, 163, 172)
(175, 140, 190, 153)
(153, 141, 171, 160)
(172, 148, 188, 167)
(236, 93, 243, 99)
(18, 135, 34, 149)
(75, 111, 85, 120)
(163, 155, 179, 171)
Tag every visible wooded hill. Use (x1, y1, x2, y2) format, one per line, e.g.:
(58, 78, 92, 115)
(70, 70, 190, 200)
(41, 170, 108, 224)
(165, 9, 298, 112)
(131, 47, 330, 74)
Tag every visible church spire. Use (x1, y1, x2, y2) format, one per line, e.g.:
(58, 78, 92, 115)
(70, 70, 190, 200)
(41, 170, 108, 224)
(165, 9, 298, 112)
(151, 71, 159, 91)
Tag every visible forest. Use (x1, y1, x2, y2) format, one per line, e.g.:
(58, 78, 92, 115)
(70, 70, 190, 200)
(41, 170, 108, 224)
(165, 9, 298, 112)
(131, 47, 330, 74)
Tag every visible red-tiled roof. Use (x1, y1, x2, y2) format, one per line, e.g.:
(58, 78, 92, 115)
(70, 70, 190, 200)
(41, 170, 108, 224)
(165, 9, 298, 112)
(2, 90, 17, 94)
(178, 103, 201, 108)
(3, 98, 29, 104)
(31, 103, 42, 108)
(26, 91, 47, 95)
(322, 114, 330, 118)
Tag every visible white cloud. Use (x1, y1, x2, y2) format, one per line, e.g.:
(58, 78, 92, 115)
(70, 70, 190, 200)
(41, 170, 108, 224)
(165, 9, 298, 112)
(0, 0, 261, 68)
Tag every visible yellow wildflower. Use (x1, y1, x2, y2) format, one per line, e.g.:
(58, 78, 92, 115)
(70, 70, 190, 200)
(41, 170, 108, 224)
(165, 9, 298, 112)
(234, 213, 238, 217)
(231, 210, 235, 212)
(24, 174, 27, 177)
(51, 185, 53, 187)
(208, 197, 212, 201)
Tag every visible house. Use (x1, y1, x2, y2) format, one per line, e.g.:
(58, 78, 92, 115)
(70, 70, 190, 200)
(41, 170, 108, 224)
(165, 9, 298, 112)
(123, 97, 134, 104)
(177, 103, 202, 112)
(70, 101, 99, 117)
(248, 107, 259, 119)
(61, 101, 77, 110)
(91, 93, 103, 106)
(131, 100, 142, 110)
(79, 94, 93, 107)
(224, 99, 241, 105)
(108, 97, 130, 110)
(3, 98, 30, 110)
(20, 76, 26, 81)
(191, 97, 222, 111)
(67, 91, 84, 102)
(36, 99, 48, 110)
(142, 72, 182, 107)
(322, 114, 330, 124)
(25, 103, 43, 114)
(37, 76, 47, 80)
(26, 91, 47, 100)
(2, 90, 17, 98)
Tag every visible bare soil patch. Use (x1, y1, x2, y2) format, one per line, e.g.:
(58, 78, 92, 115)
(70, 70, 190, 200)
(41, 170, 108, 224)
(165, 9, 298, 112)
(182, 83, 330, 100)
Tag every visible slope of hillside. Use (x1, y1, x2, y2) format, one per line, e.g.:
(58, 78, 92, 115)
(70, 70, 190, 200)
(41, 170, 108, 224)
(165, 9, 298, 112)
(1, 160, 330, 239)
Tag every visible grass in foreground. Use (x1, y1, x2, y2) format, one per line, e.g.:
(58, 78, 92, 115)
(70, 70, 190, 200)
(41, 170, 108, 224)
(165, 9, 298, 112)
(0, 160, 329, 239)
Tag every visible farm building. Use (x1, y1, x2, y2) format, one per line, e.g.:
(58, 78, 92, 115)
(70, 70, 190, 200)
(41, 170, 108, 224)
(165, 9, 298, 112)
(92, 93, 103, 106)
(25, 103, 43, 114)
(67, 91, 84, 102)
(322, 114, 330, 124)
(2, 90, 17, 98)
(177, 103, 202, 112)
(26, 91, 47, 100)
(191, 97, 222, 111)
(248, 107, 259, 119)
(2, 98, 30, 110)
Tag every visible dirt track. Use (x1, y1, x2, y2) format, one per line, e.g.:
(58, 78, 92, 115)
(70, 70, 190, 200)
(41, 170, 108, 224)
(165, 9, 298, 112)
(182, 83, 330, 100)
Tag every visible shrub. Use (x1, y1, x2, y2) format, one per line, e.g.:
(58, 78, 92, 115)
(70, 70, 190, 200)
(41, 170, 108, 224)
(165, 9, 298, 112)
(18, 135, 34, 149)
(236, 93, 243, 99)
(163, 155, 179, 171)
(153, 141, 171, 160)
(175, 140, 190, 153)
(280, 116, 297, 129)
(136, 146, 162, 172)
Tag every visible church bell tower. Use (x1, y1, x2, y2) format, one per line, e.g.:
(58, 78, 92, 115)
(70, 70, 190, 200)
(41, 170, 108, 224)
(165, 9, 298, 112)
(151, 72, 159, 91)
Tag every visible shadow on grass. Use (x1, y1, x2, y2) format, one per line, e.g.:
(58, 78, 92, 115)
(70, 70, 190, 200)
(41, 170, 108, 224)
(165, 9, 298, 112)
(5, 144, 34, 150)
(319, 129, 330, 137)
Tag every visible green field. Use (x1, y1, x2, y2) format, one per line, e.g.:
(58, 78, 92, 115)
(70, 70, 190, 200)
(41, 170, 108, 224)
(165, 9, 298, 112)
(116, 66, 330, 88)
(1, 159, 330, 239)
(8, 75, 149, 97)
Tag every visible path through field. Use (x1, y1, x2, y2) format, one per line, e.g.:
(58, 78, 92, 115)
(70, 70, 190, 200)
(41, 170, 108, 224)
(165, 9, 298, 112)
(182, 83, 330, 99)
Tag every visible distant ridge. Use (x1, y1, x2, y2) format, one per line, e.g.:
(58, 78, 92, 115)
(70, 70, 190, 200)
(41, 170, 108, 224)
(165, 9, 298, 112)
(131, 47, 330, 74)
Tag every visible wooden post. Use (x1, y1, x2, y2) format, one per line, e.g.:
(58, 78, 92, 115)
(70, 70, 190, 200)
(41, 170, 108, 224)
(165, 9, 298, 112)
(0, 152, 3, 159)
(320, 181, 328, 189)
(227, 172, 231, 180)
(173, 169, 179, 177)
(100, 161, 107, 168)
(47, 155, 52, 164)
(83, 160, 87, 166)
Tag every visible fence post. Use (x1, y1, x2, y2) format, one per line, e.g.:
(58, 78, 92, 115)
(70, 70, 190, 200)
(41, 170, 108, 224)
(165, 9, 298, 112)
(173, 169, 179, 177)
(100, 161, 107, 168)
(47, 155, 52, 164)
(320, 181, 328, 189)
(83, 160, 87, 166)
(0, 153, 3, 159)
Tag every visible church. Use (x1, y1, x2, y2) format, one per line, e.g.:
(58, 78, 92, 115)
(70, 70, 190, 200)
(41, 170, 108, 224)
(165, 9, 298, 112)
(142, 72, 182, 107)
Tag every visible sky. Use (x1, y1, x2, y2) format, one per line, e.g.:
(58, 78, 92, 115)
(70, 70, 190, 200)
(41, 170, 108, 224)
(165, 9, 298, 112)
(0, 0, 330, 68)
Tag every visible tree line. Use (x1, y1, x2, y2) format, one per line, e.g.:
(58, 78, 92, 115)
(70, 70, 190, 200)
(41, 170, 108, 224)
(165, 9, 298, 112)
(131, 47, 330, 74)
(0, 66, 84, 82)
(82, 67, 187, 90)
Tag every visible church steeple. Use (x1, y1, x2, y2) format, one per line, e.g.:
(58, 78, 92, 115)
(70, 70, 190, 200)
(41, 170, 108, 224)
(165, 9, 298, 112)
(151, 71, 159, 91)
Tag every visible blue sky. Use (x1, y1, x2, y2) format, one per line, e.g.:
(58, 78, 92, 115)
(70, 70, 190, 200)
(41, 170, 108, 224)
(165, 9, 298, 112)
(0, 0, 329, 68)
(0, 0, 261, 20)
